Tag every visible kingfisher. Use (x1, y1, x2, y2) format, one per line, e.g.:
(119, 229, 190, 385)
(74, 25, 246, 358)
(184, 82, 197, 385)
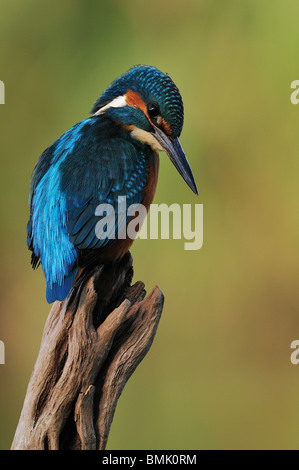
(27, 65, 198, 303)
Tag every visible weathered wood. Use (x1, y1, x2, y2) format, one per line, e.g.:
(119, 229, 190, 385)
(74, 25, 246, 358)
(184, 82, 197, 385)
(11, 253, 164, 450)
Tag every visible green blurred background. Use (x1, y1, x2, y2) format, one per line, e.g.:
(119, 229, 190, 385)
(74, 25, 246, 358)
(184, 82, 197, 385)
(0, 0, 298, 450)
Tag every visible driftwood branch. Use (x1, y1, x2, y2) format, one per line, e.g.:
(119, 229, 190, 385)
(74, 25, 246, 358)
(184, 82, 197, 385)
(11, 252, 164, 450)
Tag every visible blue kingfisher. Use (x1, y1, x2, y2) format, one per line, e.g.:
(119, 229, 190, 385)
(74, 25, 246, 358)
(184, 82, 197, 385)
(27, 65, 198, 303)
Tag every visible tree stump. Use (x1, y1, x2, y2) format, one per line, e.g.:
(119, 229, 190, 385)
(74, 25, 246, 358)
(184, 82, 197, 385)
(11, 252, 164, 450)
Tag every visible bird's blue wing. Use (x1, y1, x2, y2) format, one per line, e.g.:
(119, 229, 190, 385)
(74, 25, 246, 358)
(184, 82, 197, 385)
(62, 134, 149, 253)
(27, 120, 90, 303)
(28, 117, 149, 303)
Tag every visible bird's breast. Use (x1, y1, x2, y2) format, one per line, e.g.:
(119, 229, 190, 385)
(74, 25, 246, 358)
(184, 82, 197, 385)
(141, 151, 159, 211)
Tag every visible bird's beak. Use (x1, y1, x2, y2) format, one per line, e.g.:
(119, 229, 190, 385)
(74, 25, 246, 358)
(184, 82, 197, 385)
(153, 127, 198, 195)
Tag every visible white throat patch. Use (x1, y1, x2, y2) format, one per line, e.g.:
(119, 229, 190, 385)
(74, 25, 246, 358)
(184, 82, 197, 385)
(130, 127, 163, 152)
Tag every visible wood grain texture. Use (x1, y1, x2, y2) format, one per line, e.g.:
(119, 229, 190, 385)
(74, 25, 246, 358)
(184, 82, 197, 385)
(11, 253, 164, 450)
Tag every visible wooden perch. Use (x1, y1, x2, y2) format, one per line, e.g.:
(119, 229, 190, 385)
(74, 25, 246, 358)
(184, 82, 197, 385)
(11, 252, 164, 450)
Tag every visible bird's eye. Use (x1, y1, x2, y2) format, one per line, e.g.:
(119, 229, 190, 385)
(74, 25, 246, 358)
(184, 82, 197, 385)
(147, 103, 160, 118)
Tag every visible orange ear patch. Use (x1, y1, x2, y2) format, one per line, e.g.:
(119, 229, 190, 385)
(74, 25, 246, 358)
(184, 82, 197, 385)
(125, 90, 148, 117)
(125, 89, 173, 136)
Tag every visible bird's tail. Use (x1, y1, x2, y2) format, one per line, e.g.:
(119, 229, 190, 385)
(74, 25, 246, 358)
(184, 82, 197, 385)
(46, 267, 78, 303)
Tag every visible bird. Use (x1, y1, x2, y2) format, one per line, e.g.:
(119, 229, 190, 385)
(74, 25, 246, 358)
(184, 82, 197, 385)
(27, 65, 198, 303)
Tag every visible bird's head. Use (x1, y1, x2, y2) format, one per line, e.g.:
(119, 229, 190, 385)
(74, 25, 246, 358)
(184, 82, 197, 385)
(91, 65, 198, 194)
